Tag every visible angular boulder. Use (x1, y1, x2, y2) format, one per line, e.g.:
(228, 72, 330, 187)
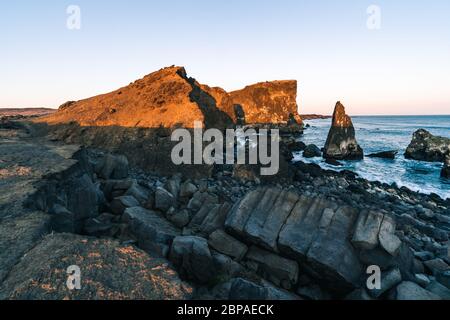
(225, 187, 299, 251)
(303, 144, 321, 158)
(208, 230, 248, 261)
(245, 246, 299, 290)
(169, 236, 216, 284)
(323, 102, 363, 160)
(405, 129, 450, 162)
(123, 207, 180, 257)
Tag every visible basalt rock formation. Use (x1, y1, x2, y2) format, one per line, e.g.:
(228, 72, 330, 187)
(36, 66, 302, 130)
(405, 129, 450, 163)
(323, 102, 363, 160)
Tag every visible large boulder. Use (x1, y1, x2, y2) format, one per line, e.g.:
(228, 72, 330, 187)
(303, 144, 321, 158)
(169, 236, 216, 284)
(323, 102, 363, 160)
(244, 246, 299, 290)
(225, 187, 299, 251)
(0, 233, 192, 300)
(441, 155, 450, 178)
(208, 230, 248, 261)
(405, 129, 450, 162)
(123, 207, 180, 257)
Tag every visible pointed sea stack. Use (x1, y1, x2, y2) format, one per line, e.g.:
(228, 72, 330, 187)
(323, 102, 363, 160)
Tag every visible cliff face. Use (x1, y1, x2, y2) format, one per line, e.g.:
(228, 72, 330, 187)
(323, 102, 363, 160)
(202, 80, 302, 125)
(36, 66, 302, 129)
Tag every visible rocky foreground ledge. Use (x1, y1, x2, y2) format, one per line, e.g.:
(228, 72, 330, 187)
(1, 121, 450, 300)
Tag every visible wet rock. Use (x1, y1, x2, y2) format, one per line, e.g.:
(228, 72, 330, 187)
(395, 281, 441, 300)
(123, 206, 180, 257)
(154, 187, 176, 213)
(368, 150, 398, 160)
(96, 154, 129, 179)
(303, 144, 321, 158)
(0, 233, 192, 300)
(325, 158, 343, 166)
(208, 230, 248, 261)
(352, 210, 384, 250)
(110, 195, 140, 215)
(323, 102, 363, 160)
(245, 246, 299, 290)
(169, 236, 216, 284)
(405, 129, 450, 162)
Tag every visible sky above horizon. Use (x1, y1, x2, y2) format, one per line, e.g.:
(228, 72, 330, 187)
(1, 1, 450, 115)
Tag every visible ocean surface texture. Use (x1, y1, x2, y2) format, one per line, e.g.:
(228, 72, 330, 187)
(295, 115, 450, 199)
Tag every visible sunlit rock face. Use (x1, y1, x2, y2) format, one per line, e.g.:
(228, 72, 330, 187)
(36, 66, 302, 130)
(323, 102, 363, 160)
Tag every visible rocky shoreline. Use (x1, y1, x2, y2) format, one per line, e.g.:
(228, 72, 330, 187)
(1, 117, 449, 300)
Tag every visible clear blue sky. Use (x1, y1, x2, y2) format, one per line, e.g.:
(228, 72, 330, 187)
(1, 0, 450, 115)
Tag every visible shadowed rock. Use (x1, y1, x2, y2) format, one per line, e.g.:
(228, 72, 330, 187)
(405, 129, 450, 162)
(368, 150, 398, 160)
(0, 233, 192, 300)
(323, 102, 363, 160)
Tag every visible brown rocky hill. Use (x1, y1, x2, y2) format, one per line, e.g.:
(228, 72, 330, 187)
(36, 66, 302, 129)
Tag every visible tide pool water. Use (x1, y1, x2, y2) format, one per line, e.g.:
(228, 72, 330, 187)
(294, 115, 450, 199)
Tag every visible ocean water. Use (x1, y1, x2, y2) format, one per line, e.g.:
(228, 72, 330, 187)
(294, 115, 450, 200)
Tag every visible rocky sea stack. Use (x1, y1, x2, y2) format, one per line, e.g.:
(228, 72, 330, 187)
(323, 102, 363, 160)
(405, 129, 450, 162)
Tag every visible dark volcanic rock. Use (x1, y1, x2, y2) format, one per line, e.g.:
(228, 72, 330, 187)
(368, 150, 398, 160)
(169, 236, 216, 284)
(323, 102, 363, 160)
(303, 144, 321, 158)
(405, 129, 450, 162)
(123, 206, 180, 257)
